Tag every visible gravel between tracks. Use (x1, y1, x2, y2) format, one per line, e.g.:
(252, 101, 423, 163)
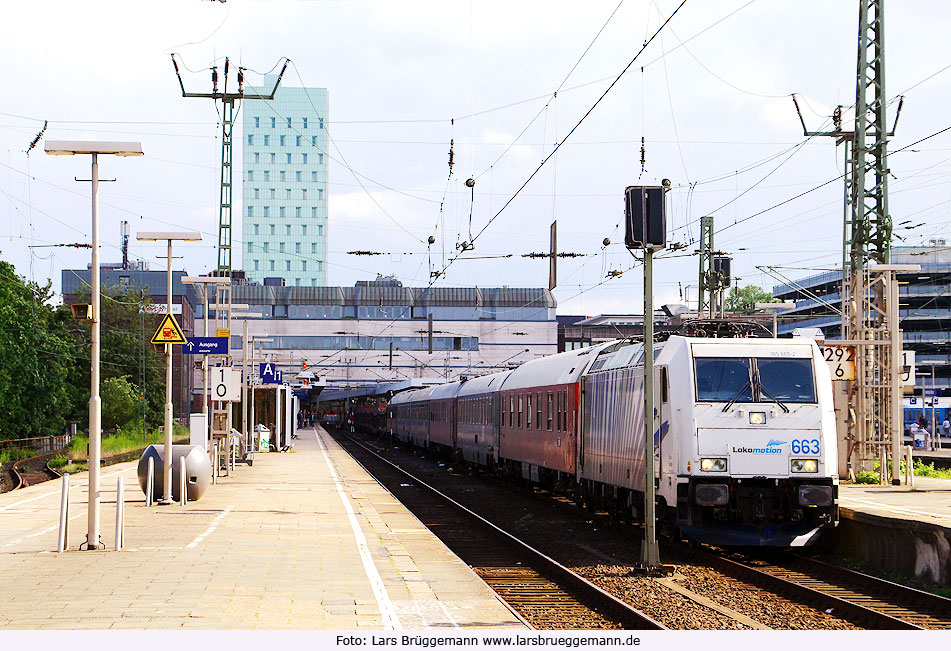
(360, 438, 861, 630)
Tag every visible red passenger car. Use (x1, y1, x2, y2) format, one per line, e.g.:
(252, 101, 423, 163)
(498, 345, 605, 485)
(428, 381, 462, 452)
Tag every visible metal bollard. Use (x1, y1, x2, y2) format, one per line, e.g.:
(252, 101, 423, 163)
(146, 456, 155, 507)
(180, 456, 187, 507)
(212, 442, 218, 485)
(905, 445, 915, 486)
(231, 441, 236, 472)
(57, 473, 70, 553)
(115, 476, 124, 551)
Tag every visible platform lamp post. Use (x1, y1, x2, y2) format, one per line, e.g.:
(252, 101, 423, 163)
(45, 140, 143, 550)
(181, 276, 231, 444)
(231, 309, 263, 450)
(917, 361, 940, 452)
(137, 232, 202, 504)
(754, 301, 797, 337)
(249, 336, 273, 450)
(207, 302, 249, 463)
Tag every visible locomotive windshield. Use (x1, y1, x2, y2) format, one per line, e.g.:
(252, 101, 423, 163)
(756, 358, 815, 403)
(695, 358, 753, 402)
(694, 356, 816, 404)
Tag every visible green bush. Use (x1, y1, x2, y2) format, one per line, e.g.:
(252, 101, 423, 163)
(913, 460, 951, 479)
(69, 424, 189, 461)
(69, 435, 87, 458)
(101, 376, 138, 430)
(854, 471, 881, 484)
(49, 453, 68, 469)
(0, 447, 35, 465)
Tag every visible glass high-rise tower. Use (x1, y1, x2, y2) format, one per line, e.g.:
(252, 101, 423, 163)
(242, 76, 328, 286)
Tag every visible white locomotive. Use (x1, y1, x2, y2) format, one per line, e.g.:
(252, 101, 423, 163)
(385, 335, 839, 546)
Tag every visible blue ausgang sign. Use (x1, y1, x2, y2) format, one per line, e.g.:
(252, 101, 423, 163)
(183, 336, 229, 355)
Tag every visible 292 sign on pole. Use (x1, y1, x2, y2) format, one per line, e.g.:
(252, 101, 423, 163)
(821, 345, 855, 380)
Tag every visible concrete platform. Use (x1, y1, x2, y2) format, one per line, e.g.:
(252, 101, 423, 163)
(830, 477, 951, 587)
(839, 476, 951, 528)
(0, 426, 528, 630)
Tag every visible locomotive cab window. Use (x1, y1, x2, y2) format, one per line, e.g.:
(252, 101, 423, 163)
(756, 358, 815, 403)
(695, 356, 817, 404)
(695, 357, 753, 402)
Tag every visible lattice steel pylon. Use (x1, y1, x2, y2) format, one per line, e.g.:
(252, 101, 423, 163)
(171, 55, 288, 275)
(846, 0, 903, 482)
(793, 1, 906, 482)
(697, 216, 714, 318)
(217, 98, 235, 272)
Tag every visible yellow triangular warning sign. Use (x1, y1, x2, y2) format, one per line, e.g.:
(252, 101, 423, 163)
(150, 312, 187, 345)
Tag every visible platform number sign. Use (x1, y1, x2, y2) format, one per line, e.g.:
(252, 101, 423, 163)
(213, 367, 241, 402)
(821, 345, 855, 380)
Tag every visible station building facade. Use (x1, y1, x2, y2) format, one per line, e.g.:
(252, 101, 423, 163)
(192, 277, 557, 399)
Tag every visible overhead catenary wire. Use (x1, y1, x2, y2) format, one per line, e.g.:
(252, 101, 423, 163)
(437, 1, 688, 283)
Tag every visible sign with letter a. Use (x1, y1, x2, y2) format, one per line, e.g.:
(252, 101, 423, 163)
(260, 362, 278, 385)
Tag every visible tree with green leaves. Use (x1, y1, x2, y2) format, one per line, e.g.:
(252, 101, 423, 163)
(58, 286, 167, 432)
(0, 259, 72, 441)
(101, 376, 138, 430)
(725, 284, 776, 314)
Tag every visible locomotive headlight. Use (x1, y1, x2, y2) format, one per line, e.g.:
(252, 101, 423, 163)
(791, 459, 818, 473)
(749, 411, 767, 425)
(700, 458, 727, 472)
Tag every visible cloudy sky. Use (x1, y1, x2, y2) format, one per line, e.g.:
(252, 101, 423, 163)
(1, 0, 949, 315)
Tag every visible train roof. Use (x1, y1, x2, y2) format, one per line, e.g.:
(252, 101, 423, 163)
(389, 384, 438, 405)
(430, 380, 463, 400)
(457, 370, 513, 397)
(503, 341, 614, 390)
(686, 337, 819, 358)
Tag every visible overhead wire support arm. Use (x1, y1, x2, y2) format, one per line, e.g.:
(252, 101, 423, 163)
(792, 93, 851, 138)
(756, 265, 843, 317)
(28, 243, 92, 249)
(171, 54, 289, 275)
(171, 54, 289, 100)
(888, 96, 904, 136)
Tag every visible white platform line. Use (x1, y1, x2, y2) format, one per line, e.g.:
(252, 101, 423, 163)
(315, 429, 402, 630)
(840, 496, 948, 520)
(3, 512, 85, 548)
(186, 506, 233, 548)
(0, 466, 136, 513)
(438, 601, 460, 629)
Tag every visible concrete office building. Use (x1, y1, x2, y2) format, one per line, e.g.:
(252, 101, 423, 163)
(772, 245, 951, 394)
(192, 277, 557, 400)
(243, 75, 329, 286)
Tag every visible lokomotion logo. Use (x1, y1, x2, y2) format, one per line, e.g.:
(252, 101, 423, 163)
(732, 439, 786, 454)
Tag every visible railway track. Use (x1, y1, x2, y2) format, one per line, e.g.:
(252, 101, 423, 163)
(10, 453, 60, 490)
(666, 543, 951, 630)
(332, 431, 665, 630)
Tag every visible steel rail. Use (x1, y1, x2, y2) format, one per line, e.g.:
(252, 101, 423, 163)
(670, 544, 927, 630)
(334, 430, 666, 630)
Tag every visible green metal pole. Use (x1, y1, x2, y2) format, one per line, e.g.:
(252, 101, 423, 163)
(642, 247, 659, 568)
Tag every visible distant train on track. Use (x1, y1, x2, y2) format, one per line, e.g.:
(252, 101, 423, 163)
(349, 335, 839, 547)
